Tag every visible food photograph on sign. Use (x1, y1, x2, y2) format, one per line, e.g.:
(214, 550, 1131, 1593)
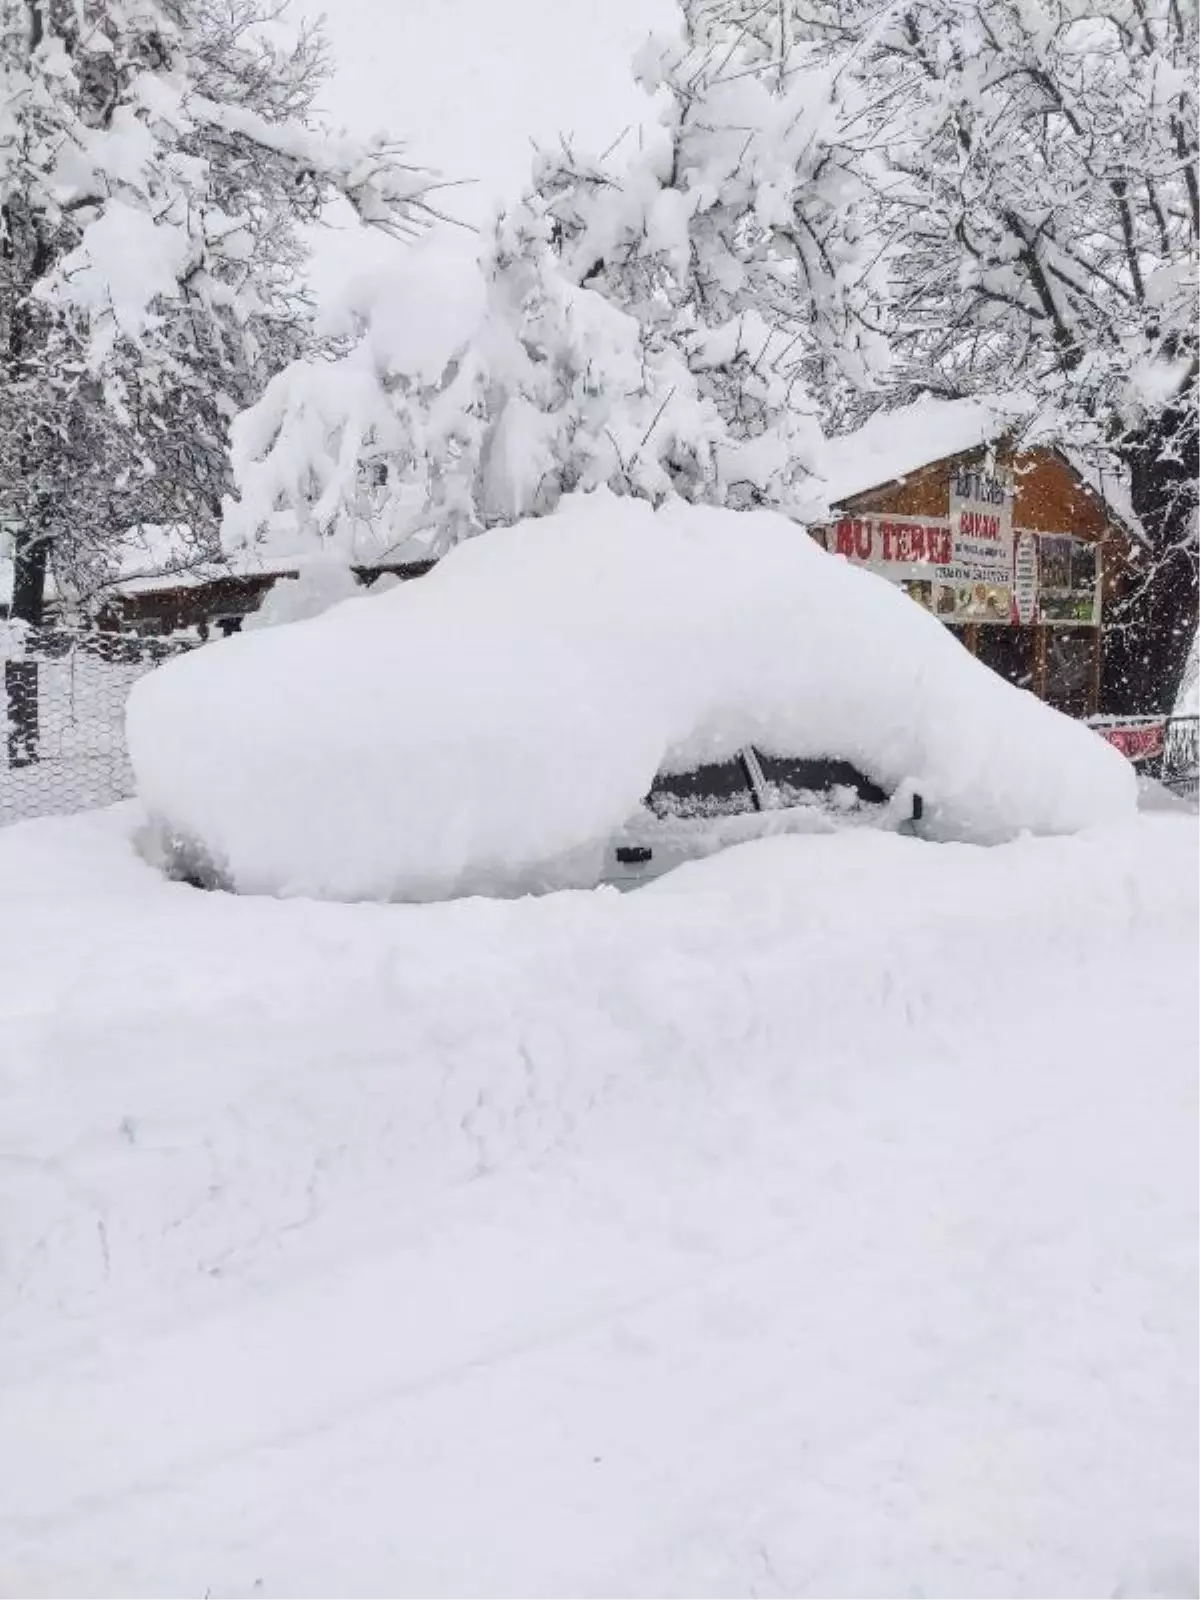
(1039, 535, 1074, 591)
(1039, 534, 1101, 624)
(902, 579, 935, 611)
(934, 580, 1014, 622)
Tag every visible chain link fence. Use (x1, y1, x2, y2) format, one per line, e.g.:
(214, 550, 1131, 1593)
(1, 628, 197, 827)
(1162, 715, 1199, 801)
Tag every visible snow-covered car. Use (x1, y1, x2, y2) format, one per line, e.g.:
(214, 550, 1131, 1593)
(155, 746, 920, 896)
(603, 750, 920, 888)
(127, 494, 1135, 903)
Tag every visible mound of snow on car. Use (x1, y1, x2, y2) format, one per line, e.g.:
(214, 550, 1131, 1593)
(127, 493, 1134, 900)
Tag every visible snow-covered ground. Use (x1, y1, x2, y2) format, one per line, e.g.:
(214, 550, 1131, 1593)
(0, 805, 1195, 1598)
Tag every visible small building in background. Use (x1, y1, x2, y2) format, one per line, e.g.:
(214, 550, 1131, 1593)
(2, 523, 439, 639)
(810, 396, 1145, 719)
(93, 552, 436, 638)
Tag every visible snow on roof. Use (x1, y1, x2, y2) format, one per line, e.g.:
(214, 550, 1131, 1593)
(1, 519, 436, 614)
(109, 522, 385, 597)
(104, 533, 298, 598)
(0, 525, 228, 611)
(99, 525, 229, 596)
(817, 395, 1145, 547)
(0, 533, 438, 615)
(817, 394, 1038, 507)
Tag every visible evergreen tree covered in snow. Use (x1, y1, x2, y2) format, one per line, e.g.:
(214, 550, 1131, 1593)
(0, 0, 442, 623)
(223, 0, 892, 560)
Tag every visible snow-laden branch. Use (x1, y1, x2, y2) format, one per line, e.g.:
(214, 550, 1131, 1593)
(185, 93, 449, 238)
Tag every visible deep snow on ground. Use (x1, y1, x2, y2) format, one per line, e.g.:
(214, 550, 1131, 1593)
(0, 806, 1196, 1598)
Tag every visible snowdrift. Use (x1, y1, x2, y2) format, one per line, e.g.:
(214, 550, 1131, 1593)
(127, 494, 1135, 899)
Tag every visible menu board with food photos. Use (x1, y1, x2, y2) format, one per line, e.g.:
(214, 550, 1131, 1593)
(933, 463, 1016, 625)
(932, 575, 1014, 625)
(1037, 535, 1101, 624)
(816, 511, 1102, 631)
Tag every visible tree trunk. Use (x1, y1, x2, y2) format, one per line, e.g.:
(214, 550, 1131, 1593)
(1103, 400, 1199, 716)
(1103, 546, 1199, 716)
(4, 525, 48, 768)
(2, 152, 55, 771)
(9, 523, 48, 626)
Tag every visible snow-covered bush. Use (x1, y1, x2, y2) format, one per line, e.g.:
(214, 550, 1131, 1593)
(128, 494, 1135, 902)
(222, 0, 893, 564)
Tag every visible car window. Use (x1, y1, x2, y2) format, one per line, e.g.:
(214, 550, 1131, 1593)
(752, 752, 887, 810)
(645, 759, 757, 820)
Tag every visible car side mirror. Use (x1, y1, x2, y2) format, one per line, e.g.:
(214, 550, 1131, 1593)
(616, 845, 652, 865)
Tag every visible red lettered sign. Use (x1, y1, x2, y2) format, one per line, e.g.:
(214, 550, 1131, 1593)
(831, 516, 952, 573)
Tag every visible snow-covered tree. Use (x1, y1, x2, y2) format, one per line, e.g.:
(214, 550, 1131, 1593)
(523, 3, 896, 496)
(0, 0, 443, 629)
(818, 0, 1198, 713)
(223, 0, 892, 562)
(223, 201, 715, 560)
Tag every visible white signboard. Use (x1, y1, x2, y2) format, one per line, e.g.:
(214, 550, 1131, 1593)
(1013, 531, 1039, 625)
(943, 463, 1015, 583)
(934, 463, 1016, 625)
